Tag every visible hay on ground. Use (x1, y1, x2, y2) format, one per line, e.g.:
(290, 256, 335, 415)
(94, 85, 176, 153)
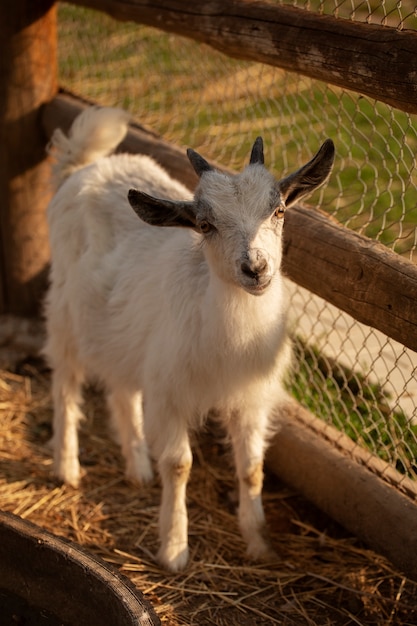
(1, 361, 417, 626)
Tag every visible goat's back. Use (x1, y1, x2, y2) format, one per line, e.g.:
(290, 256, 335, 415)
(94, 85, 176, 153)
(48, 153, 192, 261)
(45, 152, 195, 384)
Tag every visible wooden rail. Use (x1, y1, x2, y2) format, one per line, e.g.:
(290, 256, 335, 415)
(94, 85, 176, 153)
(43, 92, 417, 352)
(70, 0, 417, 114)
(284, 206, 417, 352)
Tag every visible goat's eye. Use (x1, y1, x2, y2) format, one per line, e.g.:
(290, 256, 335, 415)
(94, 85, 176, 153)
(274, 205, 285, 219)
(200, 220, 213, 234)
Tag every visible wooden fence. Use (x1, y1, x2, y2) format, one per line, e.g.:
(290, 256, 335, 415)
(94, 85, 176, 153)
(2, 0, 417, 579)
(3, 0, 417, 343)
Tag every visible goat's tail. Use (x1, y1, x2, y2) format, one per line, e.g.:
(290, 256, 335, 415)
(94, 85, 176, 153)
(48, 106, 130, 187)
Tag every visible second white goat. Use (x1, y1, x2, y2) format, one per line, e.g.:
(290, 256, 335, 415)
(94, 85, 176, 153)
(44, 106, 334, 571)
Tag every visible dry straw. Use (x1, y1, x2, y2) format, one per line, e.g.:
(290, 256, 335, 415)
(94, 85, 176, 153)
(1, 358, 417, 625)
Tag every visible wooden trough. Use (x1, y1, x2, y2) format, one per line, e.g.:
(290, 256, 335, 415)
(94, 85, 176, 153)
(0, 510, 160, 626)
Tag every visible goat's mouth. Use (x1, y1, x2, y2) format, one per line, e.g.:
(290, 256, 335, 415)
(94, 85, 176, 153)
(242, 277, 272, 296)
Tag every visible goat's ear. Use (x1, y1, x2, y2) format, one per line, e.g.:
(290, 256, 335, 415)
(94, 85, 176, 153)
(249, 136, 264, 165)
(187, 148, 214, 177)
(128, 189, 198, 230)
(277, 139, 335, 207)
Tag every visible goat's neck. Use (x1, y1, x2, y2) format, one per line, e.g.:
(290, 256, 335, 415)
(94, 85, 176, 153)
(203, 271, 286, 343)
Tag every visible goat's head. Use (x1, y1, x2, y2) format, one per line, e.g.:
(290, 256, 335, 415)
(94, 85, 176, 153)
(128, 137, 334, 296)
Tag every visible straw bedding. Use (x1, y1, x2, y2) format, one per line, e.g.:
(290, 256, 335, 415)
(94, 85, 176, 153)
(1, 355, 417, 625)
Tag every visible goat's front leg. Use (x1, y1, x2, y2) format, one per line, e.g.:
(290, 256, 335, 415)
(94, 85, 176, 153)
(227, 410, 271, 560)
(148, 411, 192, 572)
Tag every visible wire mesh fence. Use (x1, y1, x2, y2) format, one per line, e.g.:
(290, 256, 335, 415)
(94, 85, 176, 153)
(275, 0, 417, 29)
(57, 1, 417, 486)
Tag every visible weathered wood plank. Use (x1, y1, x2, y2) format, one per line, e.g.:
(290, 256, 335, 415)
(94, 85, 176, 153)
(69, 0, 417, 114)
(283, 207, 417, 352)
(42, 93, 417, 352)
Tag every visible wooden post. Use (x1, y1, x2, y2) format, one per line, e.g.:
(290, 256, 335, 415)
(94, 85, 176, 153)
(0, 1, 57, 316)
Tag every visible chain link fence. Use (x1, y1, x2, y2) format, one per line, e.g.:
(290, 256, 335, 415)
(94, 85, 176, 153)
(280, 0, 417, 29)
(57, 1, 417, 485)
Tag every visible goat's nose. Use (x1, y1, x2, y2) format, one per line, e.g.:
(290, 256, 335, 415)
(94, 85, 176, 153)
(241, 257, 268, 279)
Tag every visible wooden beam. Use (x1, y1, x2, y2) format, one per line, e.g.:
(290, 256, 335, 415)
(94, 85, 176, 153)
(69, 0, 417, 114)
(42, 92, 417, 352)
(267, 399, 417, 581)
(0, 1, 57, 315)
(283, 206, 417, 352)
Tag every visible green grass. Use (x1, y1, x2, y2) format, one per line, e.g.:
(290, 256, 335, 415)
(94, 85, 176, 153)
(291, 338, 417, 479)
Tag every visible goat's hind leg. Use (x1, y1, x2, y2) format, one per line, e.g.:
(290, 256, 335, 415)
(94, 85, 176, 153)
(227, 410, 272, 560)
(107, 389, 153, 484)
(50, 364, 85, 488)
(44, 303, 85, 487)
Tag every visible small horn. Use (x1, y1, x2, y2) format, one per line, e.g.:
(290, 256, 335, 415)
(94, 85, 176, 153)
(250, 136, 264, 165)
(187, 148, 214, 177)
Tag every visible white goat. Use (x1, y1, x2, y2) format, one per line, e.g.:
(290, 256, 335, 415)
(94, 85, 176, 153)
(44, 106, 334, 572)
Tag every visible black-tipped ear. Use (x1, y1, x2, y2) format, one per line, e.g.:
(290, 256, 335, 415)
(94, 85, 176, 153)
(128, 189, 198, 229)
(187, 148, 214, 177)
(250, 136, 264, 165)
(277, 139, 335, 207)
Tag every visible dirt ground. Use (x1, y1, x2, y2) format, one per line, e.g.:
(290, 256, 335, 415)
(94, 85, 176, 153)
(1, 358, 417, 625)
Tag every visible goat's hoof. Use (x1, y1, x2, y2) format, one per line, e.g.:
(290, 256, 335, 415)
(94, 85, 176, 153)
(246, 534, 277, 563)
(158, 543, 189, 573)
(53, 457, 81, 488)
(125, 456, 154, 485)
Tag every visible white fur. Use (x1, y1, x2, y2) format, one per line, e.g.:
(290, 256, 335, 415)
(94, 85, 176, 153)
(44, 107, 333, 572)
